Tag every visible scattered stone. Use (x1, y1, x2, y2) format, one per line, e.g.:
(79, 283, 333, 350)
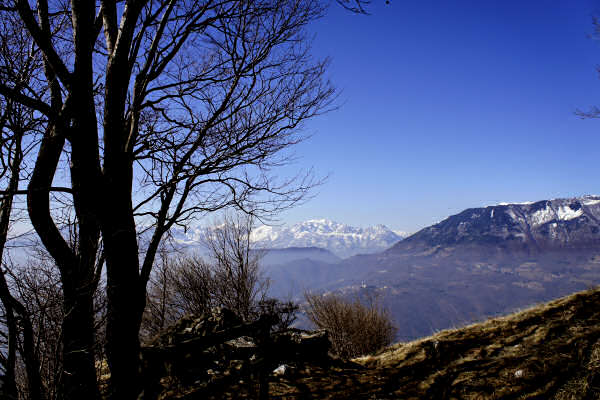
(273, 364, 288, 376)
(514, 369, 524, 378)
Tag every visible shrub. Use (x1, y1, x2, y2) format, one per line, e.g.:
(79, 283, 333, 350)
(304, 292, 396, 359)
(253, 298, 299, 333)
(141, 214, 298, 339)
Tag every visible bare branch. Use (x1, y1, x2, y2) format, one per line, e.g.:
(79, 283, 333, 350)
(14, 0, 72, 87)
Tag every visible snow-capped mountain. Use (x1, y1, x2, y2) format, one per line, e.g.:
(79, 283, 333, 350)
(392, 195, 600, 253)
(169, 218, 406, 259)
(250, 219, 406, 258)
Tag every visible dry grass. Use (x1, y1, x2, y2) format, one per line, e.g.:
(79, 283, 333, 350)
(170, 287, 600, 399)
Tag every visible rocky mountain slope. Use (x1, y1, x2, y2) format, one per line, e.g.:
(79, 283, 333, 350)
(394, 195, 600, 252)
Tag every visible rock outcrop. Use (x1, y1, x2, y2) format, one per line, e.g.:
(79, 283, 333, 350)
(140, 308, 331, 399)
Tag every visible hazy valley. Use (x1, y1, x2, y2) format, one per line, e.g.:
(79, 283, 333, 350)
(253, 195, 600, 340)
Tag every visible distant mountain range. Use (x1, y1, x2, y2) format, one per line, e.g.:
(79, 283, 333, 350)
(250, 219, 407, 258)
(263, 196, 600, 340)
(172, 219, 407, 259)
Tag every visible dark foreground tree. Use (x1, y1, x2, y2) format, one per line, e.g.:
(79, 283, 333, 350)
(0, 0, 335, 398)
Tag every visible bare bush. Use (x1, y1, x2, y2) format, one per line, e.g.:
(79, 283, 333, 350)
(254, 298, 299, 333)
(304, 292, 396, 359)
(8, 259, 62, 400)
(142, 215, 298, 340)
(142, 254, 213, 339)
(203, 214, 269, 322)
(0, 253, 107, 400)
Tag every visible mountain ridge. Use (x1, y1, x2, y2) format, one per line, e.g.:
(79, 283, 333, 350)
(170, 219, 406, 259)
(250, 219, 406, 258)
(391, 195, 600, 254)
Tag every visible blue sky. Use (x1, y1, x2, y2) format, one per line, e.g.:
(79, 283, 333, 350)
(274, 0, 600, 233)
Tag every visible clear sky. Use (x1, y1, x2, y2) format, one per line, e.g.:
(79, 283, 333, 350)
(274, 0, 600, 233)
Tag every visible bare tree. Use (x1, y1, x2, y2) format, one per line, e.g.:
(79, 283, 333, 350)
(141, 252, 213, 339)
(336, 0, 370, 13)
(0, 1, 335, 397)
(141, 213, 300, 342)
(7, 258, 62, 400)
(142, 214, 271, 339)
(203, 214, 269, 321)
(0, 106, 44, 399)
(0, 260, 102, 400)
(576, 17, 600, 120)
(0, 12, 48, 399)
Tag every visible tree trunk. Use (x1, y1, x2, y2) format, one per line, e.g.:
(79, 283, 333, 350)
(27, 126, 100, 400)
(0, 276, 20, 400)
(0, 122, 46, 400)
(104, 240, 144, 398)
(60, 285, 98, 399)
(59, 0, 103, 396)
(102, 41, 148, 393)
(103, 187, 144, 398)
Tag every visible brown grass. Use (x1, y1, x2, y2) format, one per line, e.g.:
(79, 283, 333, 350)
(169, 287, 600, 399)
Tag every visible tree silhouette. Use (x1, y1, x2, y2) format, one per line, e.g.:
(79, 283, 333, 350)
(0, 0, 335, 397)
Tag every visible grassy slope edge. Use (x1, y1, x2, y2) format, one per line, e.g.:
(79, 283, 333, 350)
(176, 287, 600, 399)
(270, 287, 600, 399)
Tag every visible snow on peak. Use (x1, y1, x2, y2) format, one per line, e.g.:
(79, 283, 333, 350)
(497, 201, 534, 206)
(170, 219, 406, 259)
(583, 196, 600, 206)
(497, 196, 599, 226)
(530, 205, 554, 226)
(250, 219, 406, 258)
(556, 205, 583, 221)
(392, 229, 410, 237)
(497, 195, 600, 209)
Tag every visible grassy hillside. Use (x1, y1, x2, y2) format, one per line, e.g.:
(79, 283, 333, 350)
(178, 287, 600, 399)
